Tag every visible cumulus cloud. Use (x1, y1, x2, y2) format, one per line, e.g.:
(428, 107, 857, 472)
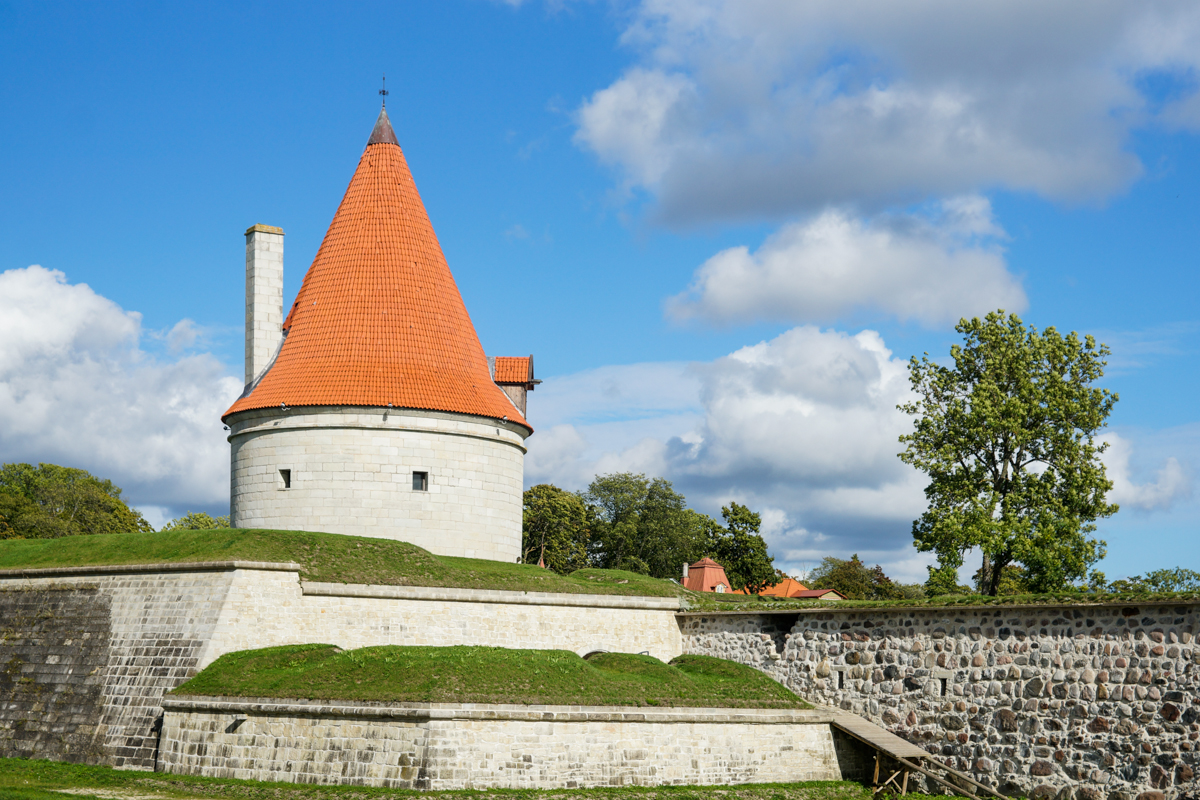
(1102, 432, 1190, 511)
(525, 326, 934, 580)
(576, 0, 1200, 224)
(0, 266, 241, 517)
(667, 196, 1025, 326)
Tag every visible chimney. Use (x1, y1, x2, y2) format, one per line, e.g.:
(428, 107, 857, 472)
(244, 224, 284, 384)
(682, 562, 689, 580)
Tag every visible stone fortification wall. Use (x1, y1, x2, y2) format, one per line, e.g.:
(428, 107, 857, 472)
(228, 406, 528, 562)
(159, 696, 841, 789)
(0, 562, 683, 770)
(0, 565, 254, 768)
(0, 586, 111, 764)
(681, 602, 1200, 799)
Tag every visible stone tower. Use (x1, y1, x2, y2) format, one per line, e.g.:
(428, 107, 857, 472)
(223, 107, 533, 562)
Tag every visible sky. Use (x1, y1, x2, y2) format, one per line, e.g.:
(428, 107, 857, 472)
(2, 0, 1199, 584)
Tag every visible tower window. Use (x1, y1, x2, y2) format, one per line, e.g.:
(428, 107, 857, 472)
(412, 471, 428, 491)
(279, 469, 291, 489)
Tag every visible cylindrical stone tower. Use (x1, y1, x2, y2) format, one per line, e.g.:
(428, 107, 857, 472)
(223, 106, 532, 562)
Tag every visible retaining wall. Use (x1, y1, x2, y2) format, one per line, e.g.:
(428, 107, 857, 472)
(158, 696, 842, 788)
(0, 562, 683, 770)
(681, 602, 1200, 799)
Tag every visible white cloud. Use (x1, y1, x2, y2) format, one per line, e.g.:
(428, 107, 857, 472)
(0, 266, 241, 516)
(525, 326, 931, 579)
(667, 196, 1025, 326)
(576, 0, 1200, 224)
(1102, 432, 1190, 511)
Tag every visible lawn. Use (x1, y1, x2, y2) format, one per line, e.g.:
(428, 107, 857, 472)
(171, 645, 811, 709)
(0, 528, 679, 598)
(0, 758, 970, 800)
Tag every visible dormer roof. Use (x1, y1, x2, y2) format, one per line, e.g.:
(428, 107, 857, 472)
(224, 108, 531, 431)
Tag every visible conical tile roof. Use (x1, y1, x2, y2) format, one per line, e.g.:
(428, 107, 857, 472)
(224, 108, 530, 430)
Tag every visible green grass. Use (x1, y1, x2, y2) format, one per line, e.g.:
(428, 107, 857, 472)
(683, 587, 1200, 612)
(171, 644, 811, 709)
(0, 758, 972, 800)
(0, 528, 680, 598)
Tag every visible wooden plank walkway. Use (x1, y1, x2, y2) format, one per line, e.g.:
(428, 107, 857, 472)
(831, 714, 929, 759)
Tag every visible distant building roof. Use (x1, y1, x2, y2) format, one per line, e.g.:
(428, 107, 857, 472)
(223, 107, 530, 430)
(794, 588, 846, 600)
(683, 557, 732, 593)
(734, 576, 810, 597)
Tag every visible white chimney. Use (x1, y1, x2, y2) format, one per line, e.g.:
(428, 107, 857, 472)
(244, 224, 284, 384)
(682, 562, 689, 580)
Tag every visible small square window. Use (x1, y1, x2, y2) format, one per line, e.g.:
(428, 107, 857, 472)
(412, 471, 428, 491)
(279, 469, 291, 489)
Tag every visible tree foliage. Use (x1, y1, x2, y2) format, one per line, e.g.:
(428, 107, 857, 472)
(582, 473, 710, 578)
(521, 484, 591, 574)
(160, 511, 231, 531)
(808, 555, 907, 600)
(0, 462, 153, 539)
(899, 312, 1117, 596)
(1098, 568, 1200, 594)
(710, 502, 777, 594)
(525, 473, 778, 591)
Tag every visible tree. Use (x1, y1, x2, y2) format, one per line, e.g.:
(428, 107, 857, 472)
(0, 462, 153, 539)
(899, 312, 1117, 596)
(1101, 568, 1200, 594)
(582, 473, 710, 578)
(710, 503, 777, 594)
(521, 485, 591, 574)
(808, 555, 905, 600)
(161, 511, 230, 531)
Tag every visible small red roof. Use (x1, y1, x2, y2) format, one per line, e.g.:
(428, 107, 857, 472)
(494, 356, 533, 384)
(683, 557, 732, 593)
(735, 576, 809, 597)
(224, 107, 530, 430)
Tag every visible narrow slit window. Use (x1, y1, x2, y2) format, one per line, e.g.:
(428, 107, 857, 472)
(940, 677, 948, 696)
(838, 671, 844, 690)
(279, 469, 291, 489)
(412, 471, 428, 491)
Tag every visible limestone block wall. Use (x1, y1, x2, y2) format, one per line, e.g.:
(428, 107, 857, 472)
(228, 406, 528, 562)
(681, 603, 1200, 799)
(1, 562, 684, 770)
(0, 565, 255, 768)
(0, 585, 112, 764)
(158, 696, 841, 789)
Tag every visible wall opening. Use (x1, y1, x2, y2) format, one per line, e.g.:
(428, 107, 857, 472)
(940, 677, 948, 696)
(412, 471, 429, 491)
(838, 670, 844, 690)
(279, 469, 291, 489)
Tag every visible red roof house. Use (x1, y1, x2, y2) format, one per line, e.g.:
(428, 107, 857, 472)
(682, 558, 733, 593)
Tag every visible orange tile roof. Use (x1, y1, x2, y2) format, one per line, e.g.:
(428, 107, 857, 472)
(683, 557, 732, 593)
(734, 576, 810, 597)
(224, 108, 530, 431)
(494, 356, 532, 384)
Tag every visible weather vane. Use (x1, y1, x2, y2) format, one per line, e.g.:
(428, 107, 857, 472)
(380, 74, 388, 108)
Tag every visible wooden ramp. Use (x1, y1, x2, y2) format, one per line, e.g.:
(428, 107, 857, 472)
(830, 713, 1008, 800)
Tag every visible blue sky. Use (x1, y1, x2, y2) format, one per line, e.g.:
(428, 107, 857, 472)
(2, 0, 1199, 583)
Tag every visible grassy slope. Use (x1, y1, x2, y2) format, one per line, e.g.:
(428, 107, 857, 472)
(684, 588, 1200, 612)
(172, 644, 811, 709)
(0, 528, 679, 598)
(0, 759, 972, 800)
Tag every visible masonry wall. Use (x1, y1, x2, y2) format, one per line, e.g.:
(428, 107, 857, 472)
(0, 563, 684, 770)
(158, 697, 841, 789)
(681, 603, 1200, 799)
(227, 406, 527, 562)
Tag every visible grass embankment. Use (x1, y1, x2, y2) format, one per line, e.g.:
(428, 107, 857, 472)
(684, 587, 1200, 612)
(172, 644, 810, 709)
(0, 528, 678, 598)
(0, 758, 972, 800)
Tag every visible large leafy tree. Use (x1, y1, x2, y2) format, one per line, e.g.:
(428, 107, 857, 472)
(711, 503, 777, 594)
(582, 473, 710, 578)
(807, 555, 907, 601)
(0, 462, 154, 539)
(899, 311, 1117, 596)
(521, 484, 591, 574)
